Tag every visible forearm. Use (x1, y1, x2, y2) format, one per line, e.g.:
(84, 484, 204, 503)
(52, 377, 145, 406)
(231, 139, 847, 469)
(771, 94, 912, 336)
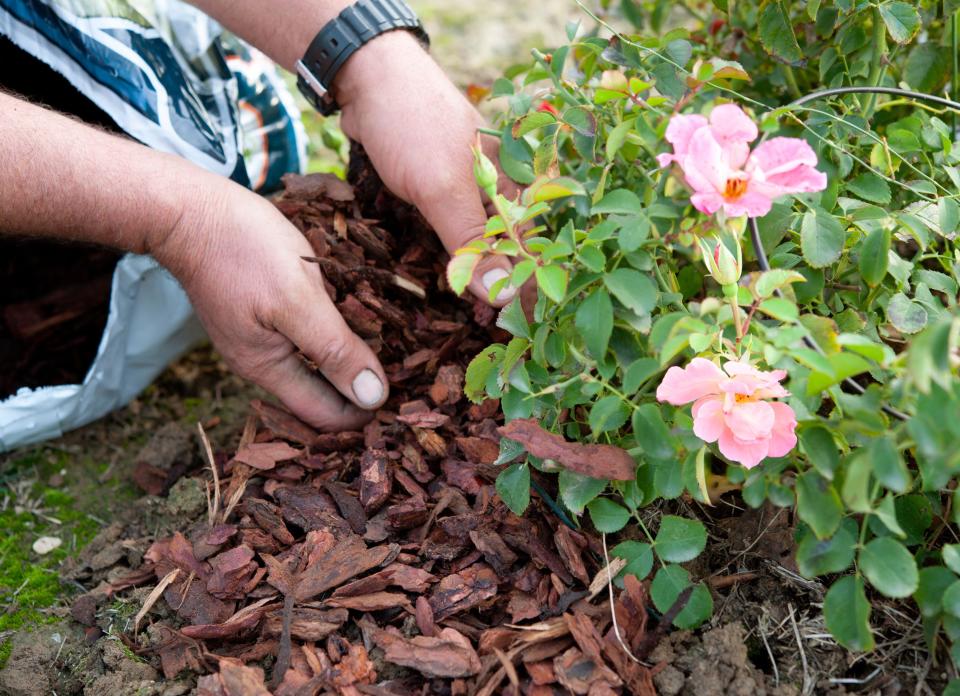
(186, 0, 352, 71)
(186, 0, 423, 103)
(0, 91, 233, 272)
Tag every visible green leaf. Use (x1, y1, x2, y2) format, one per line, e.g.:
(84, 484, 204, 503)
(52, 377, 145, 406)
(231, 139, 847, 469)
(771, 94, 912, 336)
(847, 172, 892, 205)
(495, 463, 530, 516)
(496, 297, 530, 339)
(650, 565, 713, 629)
(915, 566, 955, 617)
(618, 214, 651, 253)
(799, 425, 840, 479)
(801, 210, 846, 268)
(576, 288, 614, 359)
(654, 515, 707, 563)
(796, 519, 857, 577)
(806, 352, 873, 394)
(523, 176, 586, 204)
(591, 188, 643, 215)
(759, 0, 803, 64)
(587, 498, 630, 533)
(622, 358, 661, 395)
(824, 576, 874, 651)
(604, 268, 658, 315)
(796, 470, 843, 539)
(464, 345, 504, 403)
(612, 541, 654, 581)
(841, 451, 873, 513)
(860, 537, 918, 598)
(858, 227, 890, 288)
(879, 1, 921, 44)
(558, 470, 607, 514)
(447, 253, 481, 295)
(940, 198, 960, 236)
(887, 293, 928, 334)
(589, 395, 630, 435)
(944, 545, 960, 575)
(606, 118, 636, 161)
(944, 581, 960, 618)
(755, 269, 806, 299)
(869, 436, 911, 493)
(758, 297, 799, 322)
(632, 404, 676, 460)
(535, 264, 568, 303)
(512, 111, 556, 138)
(905, 43, 951, 92)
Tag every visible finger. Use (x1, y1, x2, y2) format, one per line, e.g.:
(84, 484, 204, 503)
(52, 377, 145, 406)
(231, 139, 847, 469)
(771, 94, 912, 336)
(417, 159, 517, 307)
(277, 286, 390, 411)
(254, 349, 375, 432)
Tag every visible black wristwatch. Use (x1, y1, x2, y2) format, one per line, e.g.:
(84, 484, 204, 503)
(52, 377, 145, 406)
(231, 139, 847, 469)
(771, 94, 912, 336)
(296, 0, 429, 116)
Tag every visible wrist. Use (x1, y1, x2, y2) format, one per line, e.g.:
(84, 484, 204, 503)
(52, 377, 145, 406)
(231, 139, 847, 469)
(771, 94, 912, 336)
(143, 162, 235, 284)
(330, 29, 427, 109)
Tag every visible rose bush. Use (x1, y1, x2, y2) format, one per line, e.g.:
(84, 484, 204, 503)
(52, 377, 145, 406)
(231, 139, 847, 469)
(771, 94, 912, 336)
(448, 0, 960, 668)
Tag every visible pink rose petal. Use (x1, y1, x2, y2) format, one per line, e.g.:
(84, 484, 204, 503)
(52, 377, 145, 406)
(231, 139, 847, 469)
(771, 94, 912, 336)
(655, 358, 725, 405)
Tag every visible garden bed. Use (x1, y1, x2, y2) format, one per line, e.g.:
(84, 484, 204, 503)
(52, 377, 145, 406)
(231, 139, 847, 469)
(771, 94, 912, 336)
(0, 165, 943, 695)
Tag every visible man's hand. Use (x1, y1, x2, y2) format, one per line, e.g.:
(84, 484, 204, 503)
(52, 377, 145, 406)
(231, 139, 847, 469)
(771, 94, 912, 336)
(335, 32, 519, 304)
(0, 91, 387, 430)
(154, 183, 389, 430)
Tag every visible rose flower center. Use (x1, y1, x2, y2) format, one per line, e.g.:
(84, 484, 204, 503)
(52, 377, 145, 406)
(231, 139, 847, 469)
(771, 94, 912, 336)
(734, 393, 753, 404)
(724, 177, 747, 200)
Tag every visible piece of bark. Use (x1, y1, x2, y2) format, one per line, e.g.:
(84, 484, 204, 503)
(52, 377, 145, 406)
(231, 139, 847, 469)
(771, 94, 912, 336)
(233, 442, 303, 470)
(192, 524, 238, 561)
(250, 399, 319, 447)
(455, 437, 500, 465)
(360, 449, 393, 513)
(525, 660, 557, 686)
(281, 172, 354, 202)
(469, 530, 518, 577)
(498, 419, 635, 481)
(416, 428, 449, 457)
(324, 591, 410, 611)
(244, 498, 295, 545)
(274, 485, 340, 531)
(429, 364, 464, 406)
(428, 563, 498, 621)
(206, 545, 257, 599)
(553, 647, 620, 695)
(386, 497, 429, 531)
(312, 431, 365, 453)
(263, 607, 348, 641)
(339, 293, 384, 338)
(415, 596, 436, 637)
(331, 563, 435, 597)
(295, 540, 397, 601)
(322, 481, 368, 534)
(507, 592, 541, 623)
(441, 459, 484, 495)
(400, 444, 433, 483)
(372, 627, 481, 678)
(554, 526, 591, 586)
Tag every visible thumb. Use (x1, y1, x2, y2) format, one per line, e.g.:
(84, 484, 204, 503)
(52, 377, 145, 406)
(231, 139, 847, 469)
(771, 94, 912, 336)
(276, 290, 390, 412)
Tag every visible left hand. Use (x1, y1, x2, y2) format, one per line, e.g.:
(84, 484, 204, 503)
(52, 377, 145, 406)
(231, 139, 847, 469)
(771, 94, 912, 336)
(334, 31, 521, 304)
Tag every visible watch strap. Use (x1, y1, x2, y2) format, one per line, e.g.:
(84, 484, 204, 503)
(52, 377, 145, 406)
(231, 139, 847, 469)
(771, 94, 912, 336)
(296, 0, 428, 115)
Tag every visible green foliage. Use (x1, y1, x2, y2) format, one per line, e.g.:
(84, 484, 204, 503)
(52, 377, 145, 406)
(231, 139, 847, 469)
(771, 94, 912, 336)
(454, 0, 960, 653)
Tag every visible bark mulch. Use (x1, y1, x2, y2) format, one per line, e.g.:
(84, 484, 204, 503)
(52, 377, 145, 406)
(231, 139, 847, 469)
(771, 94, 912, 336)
(64, 158, 682, 696)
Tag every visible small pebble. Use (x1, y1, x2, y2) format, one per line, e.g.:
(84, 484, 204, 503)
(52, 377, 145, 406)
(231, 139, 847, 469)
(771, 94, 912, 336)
(33, 535, 62, 555)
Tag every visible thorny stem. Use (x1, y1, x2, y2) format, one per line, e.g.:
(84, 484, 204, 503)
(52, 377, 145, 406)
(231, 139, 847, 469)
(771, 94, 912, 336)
(862, 5, 888, 119)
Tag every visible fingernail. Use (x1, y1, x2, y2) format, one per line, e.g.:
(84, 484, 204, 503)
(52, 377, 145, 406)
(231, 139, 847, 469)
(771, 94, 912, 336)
(352, 369, 384, 408)
(482, 268, 515, 302)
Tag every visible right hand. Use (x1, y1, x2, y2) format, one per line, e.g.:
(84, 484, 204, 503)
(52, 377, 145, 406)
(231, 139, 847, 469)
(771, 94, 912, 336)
(153, 179, 388, 431)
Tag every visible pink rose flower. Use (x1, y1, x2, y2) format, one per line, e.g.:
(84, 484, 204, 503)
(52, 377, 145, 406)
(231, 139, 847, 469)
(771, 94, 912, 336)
(657, 103, 827, 218)
(656, 357, 798, 469)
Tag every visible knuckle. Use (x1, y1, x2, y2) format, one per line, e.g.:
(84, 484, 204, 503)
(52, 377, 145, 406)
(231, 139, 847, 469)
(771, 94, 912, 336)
(311, 335, 355, 372)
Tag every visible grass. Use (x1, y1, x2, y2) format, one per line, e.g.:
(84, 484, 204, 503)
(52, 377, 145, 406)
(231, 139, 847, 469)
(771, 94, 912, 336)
(0, 450, 121, 669)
